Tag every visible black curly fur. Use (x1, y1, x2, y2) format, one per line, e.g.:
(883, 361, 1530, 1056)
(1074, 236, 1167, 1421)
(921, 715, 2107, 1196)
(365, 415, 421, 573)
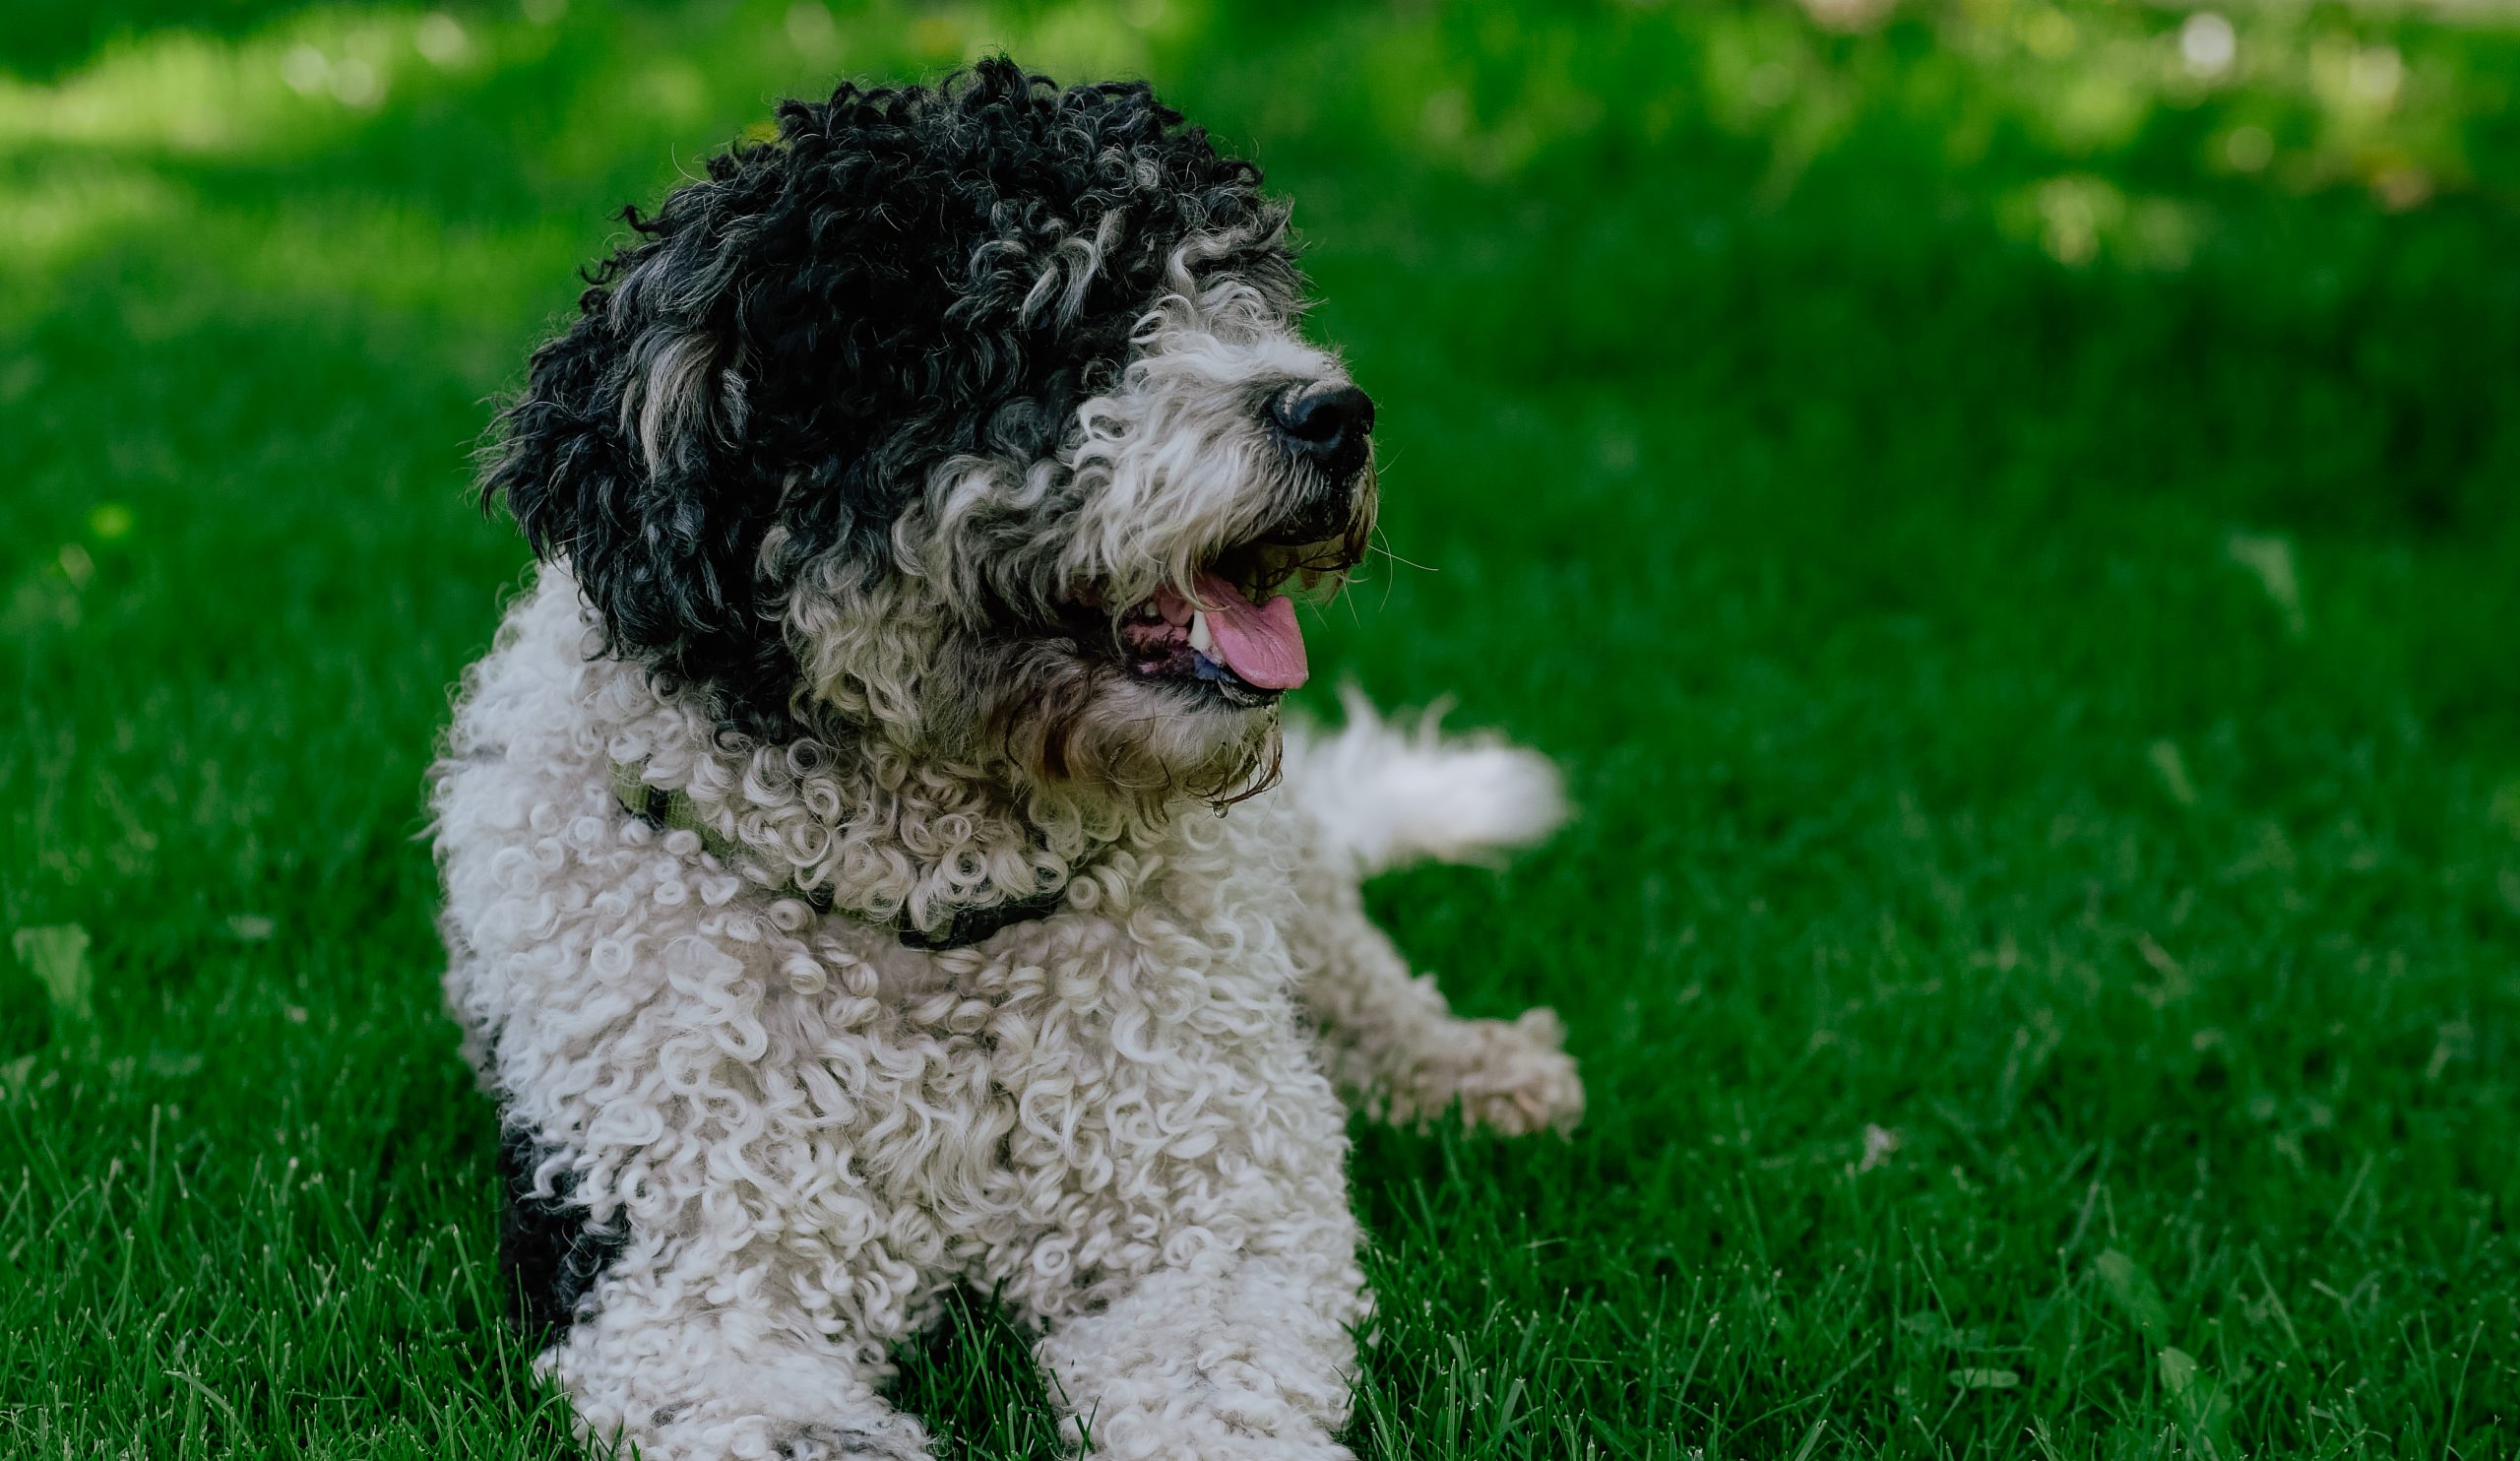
(482, 58, 1298, 737)
(498, 1128, 627, 1345)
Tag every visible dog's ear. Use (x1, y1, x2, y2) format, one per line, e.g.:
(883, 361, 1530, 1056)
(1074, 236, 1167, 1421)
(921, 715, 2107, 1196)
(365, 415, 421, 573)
(481, 148, 790, 728)
(478, 73, 1022, 729)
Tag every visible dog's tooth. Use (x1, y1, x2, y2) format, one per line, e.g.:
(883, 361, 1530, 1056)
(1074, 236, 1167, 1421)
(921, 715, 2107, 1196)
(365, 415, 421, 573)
(1188, 610, 1214, 656)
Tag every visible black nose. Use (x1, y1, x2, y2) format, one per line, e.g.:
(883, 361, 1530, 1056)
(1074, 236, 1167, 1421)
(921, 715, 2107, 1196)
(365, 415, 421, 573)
(1268, 382, 1374, 477)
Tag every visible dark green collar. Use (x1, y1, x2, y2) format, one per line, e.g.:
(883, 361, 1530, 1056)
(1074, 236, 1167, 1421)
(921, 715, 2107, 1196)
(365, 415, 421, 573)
(610, 764, 1073, 952)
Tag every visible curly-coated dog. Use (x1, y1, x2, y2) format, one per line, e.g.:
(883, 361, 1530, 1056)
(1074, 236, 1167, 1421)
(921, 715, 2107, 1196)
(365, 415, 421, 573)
(433, 59, 1581, 1460)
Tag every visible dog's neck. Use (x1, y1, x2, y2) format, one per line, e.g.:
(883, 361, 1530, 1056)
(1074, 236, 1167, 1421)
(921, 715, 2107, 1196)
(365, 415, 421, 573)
(572, 606, 1148, 939)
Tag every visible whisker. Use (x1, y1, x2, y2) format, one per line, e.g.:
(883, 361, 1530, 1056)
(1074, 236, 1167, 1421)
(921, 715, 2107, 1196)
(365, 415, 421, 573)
(1365, 538, 1436, 575)
(1364, 528, 1436, 611)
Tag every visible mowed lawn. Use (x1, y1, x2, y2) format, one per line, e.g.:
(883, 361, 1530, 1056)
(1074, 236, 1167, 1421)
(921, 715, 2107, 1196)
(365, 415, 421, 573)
(7, 1, 2520, 1456)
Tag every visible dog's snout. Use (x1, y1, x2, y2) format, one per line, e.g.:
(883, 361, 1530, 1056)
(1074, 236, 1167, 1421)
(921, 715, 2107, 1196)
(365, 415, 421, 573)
(1268, 382, 1374, 477)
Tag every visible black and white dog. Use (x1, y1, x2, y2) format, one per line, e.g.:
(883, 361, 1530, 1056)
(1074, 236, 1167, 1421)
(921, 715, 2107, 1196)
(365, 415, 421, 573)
(434, 60, 1581, 1460)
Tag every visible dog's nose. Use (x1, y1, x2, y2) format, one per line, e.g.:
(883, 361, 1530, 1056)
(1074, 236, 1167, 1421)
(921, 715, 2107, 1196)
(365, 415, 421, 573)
(1268, 382, 1374, 478)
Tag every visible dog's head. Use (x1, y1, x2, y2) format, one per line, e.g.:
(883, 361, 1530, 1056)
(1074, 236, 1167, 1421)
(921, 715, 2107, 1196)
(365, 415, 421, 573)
(486, 59, 1373, 804)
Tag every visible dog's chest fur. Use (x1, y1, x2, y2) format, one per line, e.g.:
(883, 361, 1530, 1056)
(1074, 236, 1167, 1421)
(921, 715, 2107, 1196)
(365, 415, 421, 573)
(433, 571, 1352, 1329)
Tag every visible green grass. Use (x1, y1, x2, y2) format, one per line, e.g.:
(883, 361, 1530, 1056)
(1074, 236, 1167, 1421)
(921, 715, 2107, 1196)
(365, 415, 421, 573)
(6, 1, 2520, 1455)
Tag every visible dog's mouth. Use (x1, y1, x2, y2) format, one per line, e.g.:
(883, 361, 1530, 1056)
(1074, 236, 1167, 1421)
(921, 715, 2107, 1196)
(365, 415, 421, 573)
(1099, 538, 1356, 709)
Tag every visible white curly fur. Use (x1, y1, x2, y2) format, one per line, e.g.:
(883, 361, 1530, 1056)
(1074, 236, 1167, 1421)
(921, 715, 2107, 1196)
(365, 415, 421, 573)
(433, 570, 1580, 1459)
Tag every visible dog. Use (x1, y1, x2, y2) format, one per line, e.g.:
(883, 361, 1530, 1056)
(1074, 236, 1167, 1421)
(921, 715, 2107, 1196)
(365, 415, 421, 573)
(432, 59, 1582, 1460)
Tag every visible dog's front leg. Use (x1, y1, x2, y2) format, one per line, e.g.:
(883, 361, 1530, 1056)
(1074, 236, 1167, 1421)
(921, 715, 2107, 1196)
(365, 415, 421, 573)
(544, 1271, 936, 1461)
(1036, 1239, 1367, 1461)
(1289, 875, 1584, 1136)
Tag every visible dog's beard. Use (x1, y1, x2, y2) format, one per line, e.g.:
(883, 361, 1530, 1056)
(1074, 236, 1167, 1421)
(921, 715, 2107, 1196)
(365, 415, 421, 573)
(977, 639, 1284, 808)
(967, 498, 1366, 809)
(783, 514, 1356, 810)
(778, 546, 1297, 809)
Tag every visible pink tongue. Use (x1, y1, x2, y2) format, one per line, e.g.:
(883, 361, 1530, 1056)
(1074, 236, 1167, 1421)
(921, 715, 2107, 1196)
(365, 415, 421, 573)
(1193, 571, 1308, 690)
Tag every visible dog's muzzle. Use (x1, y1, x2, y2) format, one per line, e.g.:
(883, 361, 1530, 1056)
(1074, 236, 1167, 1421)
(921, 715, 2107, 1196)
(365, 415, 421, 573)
(1262, 381, 1374, 544)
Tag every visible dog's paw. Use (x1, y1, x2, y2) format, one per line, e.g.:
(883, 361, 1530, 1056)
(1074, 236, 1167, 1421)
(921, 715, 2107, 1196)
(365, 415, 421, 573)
(1454, 1008, 1585, 1136)
(1386, 1007, 1584, 1137)
(1074, 1407, 1356, 1461)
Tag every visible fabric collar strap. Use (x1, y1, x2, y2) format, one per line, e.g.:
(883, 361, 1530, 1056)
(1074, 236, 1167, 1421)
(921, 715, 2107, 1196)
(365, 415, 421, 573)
(609, 764, 1072, 952)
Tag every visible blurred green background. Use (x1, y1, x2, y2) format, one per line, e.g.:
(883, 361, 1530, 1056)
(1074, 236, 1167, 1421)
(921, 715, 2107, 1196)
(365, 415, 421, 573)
(5, 1, 2519, 1456)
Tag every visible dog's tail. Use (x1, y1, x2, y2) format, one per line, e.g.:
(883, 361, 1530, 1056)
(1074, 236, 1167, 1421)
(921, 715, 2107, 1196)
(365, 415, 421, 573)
(1281, 687, 1569, 879)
